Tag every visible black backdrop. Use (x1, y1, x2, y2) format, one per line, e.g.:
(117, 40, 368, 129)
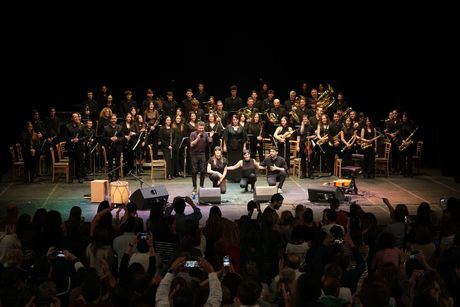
(3, 3, 458, 180)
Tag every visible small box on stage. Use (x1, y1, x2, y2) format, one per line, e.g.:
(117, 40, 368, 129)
(198, 187, 221, 204)
(308, 185, 345, 203)
(254, 186, 278, 202)
(129, 185, 169, 210)
(90, 180, 108, 203)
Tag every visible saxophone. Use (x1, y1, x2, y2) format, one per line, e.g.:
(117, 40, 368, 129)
(399, 127, 418, 152)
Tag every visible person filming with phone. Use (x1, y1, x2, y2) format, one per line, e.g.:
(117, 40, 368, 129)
(156, 256, 222, 307)
(165, 196, 202, 238)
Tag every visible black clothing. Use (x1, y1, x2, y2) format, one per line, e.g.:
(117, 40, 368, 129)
(247, 123, 264, 161)
(224, 96, 243, 112)
(103, 124, 124, 180)
(223, 125, 247, 181)
(195, 91, 210, 104)
(120, 99, 138, 118)
(207, 157, 227, 193)
(65, 123, 85, 180)
(82, 99, 99, 121)
(159, 126, 179, 178)
(260, 156, 288, 188)
(298, 124, 315, 177)
(240, 159, 257, 190)
(20, 131, 39, 183)
(341, 127, 355, 167)
(362, 128, 376, 178)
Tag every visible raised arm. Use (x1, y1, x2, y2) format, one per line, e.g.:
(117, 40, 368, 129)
(226, 160, 242, 171)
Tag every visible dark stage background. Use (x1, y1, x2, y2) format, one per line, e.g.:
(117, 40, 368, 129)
(3, 3, 457, 181)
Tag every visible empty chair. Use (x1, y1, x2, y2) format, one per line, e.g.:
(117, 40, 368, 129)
(148, 144, 166, 180)
(50, 146, 69, 183)
(375, 142, 391, 176)
(9, 145, 24, 180)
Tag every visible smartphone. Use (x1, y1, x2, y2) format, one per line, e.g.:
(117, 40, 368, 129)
(184, 260, 199, 268)
(55, 250, 65, 258)
(410, 251, 421, 260)
(223, 255, 230, 267)
(138, 232, 148, 240)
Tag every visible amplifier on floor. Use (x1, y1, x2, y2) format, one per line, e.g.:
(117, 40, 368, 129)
(129, 185, 169, 210)
(254, 185, 278, 202)
(198, 187, 221, 204)
(308, 185, 345, 203)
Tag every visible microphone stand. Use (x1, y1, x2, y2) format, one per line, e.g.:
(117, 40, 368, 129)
(107, 161, 127, 181)
(179, 137, 189, 178)
(129, 170, 151, 189)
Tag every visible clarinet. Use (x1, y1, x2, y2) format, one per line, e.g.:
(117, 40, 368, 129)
(72, 133, 79, 151)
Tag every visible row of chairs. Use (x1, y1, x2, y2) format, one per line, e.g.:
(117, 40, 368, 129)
(333, 141, 424, 178)
(9, 143, 168, 183)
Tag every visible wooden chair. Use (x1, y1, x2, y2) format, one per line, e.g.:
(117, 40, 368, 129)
(375, 142, 391, 176)
(148, 144, 167, 180)
(412, 141, 424, 174)
(50, 147, 69, 183)
(57, 141, 69, 162)
(263, 137, 273, 156)
(334, 158, 342, 178)
(15, 143, 24, 162)
(289, 140, 299, 175)
(9, 146, 24, 180)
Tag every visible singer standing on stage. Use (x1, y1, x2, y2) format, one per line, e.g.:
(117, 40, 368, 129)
(159, 116, 178, 180)
(65, 112, 85, 183)
(190, 121, 214, 192)
(103, 114, 124, 181)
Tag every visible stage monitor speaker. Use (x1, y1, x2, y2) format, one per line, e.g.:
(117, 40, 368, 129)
(129, 185, 169, 210)
(308, 185, 345, 203)
(254, 185, 278, 202)
(198, 187, 221, 204)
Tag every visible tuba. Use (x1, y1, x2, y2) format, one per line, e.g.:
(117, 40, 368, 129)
(316, 84, 335, 112)
(238, 107, 254, 122)
(290, 96, 302, 125)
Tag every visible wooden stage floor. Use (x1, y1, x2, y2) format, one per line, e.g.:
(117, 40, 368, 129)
(1, 169, 459, 226)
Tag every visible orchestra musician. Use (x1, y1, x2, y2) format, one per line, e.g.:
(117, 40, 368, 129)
(207, 146, 228, 194)
(283, 90, 296, 112)
(227, 150, 266, 192)
(329, 113, 344, 162)
(385, 109, 401, 174)
(291, 96, 309, 126)
(274, 116, 294, 171)
(224, 85, 243, 114)
(247, 112, 265, 162)
(360, 117, 377, 178)
(65, 113, 85, 183)
(296, 115, 315, 179)
(340, 117, 357, 167)
(103, 114, 124, 181)
(98, 107, 112, 136)
(266, 98, 287, 135)
(399, 112, 417, 177)
(144, 100, 159, 160)
(82, 119, 95, 179)
(315, 114, 333, 175)
(159, 116, 178, 180)
(215, 100, 229, 128)
(133, 114, 147, 174)
(223, 114, 247, 182)
(241, 97, 259, 122)
(120, 90, 137, 119)
(205, 112, 222, 160)
(172, 114, 189, 177)
(190, 98, 205, 122)
(20, 121, 40, 183)
(181, 89, 194, 116)
(164, 91, 178, 120)
(81, 90, 98, 122)
(195, 82, 210, 105)
(120, 113, 137, 175)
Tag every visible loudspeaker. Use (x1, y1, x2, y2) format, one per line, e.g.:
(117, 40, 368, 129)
(254, 185, 278, 202)
(129, 185, 169, 210)
(198, 187, 221, 204)
(308, 185, 345, 203)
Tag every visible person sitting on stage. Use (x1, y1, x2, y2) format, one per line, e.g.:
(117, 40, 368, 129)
(207, 146, 228, 194)
(260, 147, 288, 193)
(190, 121, 214, 193)
(227, 150, 266, 192)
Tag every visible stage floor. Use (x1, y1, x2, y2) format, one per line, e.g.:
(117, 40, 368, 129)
(1, 169, 460, 226)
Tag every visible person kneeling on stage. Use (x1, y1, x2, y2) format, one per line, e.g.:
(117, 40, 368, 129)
(227, 150, 266, 192)
(260, 147, 288, 193)
(207, 146, 227, 193)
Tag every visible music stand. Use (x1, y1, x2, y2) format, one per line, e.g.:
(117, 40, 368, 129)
(179, 137, 189, 178)
(313, 141, 330, 178)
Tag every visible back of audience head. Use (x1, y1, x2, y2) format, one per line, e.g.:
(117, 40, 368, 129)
(173, 197, 186, 214)
(236, 278, 262, 306)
